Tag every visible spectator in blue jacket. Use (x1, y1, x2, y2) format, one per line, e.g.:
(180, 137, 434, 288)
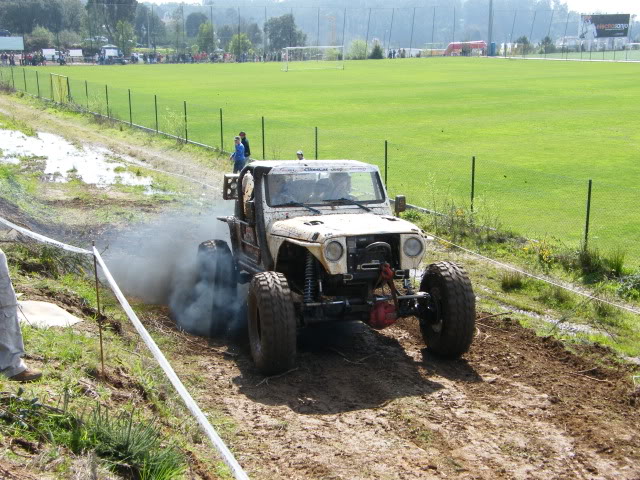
(230, 136, 245, 173)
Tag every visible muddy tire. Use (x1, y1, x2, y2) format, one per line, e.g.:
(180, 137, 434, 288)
(419, 261, 475, 357)
(197, 240, 237, 337)
(248, 272, 296, 375)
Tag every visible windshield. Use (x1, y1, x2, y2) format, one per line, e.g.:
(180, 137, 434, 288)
(266, 171, 385, 207)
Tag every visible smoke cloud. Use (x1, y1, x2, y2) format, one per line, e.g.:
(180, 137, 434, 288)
(102, 203, 245, 337)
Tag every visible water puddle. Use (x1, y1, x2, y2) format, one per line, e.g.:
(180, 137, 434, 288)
(0, 129, 154, 189)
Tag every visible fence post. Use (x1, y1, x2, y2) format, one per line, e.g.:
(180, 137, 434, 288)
(85, 80, 89, 110)
(470, 156, 476, 212)
(128, 89, 132, 126)
(584, 179, 592, 248)
(183, 100, 188, 142)
(11, 68, 15, 88)
(314, 127, 318, 160)
(49, 73, 52, 100)
(219, 108, 224, 153)
(261, 116, 265, 160)
(384, 140, 388, 188)
(105, 85, 110, 119)
(36, 71, 40, 98)
(22, 68, 26, 91)
(154, 94, 158, 133)
(67, 76, 71, 103)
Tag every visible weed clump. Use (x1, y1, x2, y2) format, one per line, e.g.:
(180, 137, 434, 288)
(500, 270, 525, 291)
(0, 391, 185, 480)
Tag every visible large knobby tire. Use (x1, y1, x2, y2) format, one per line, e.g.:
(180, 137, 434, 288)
(419, 261, 476, 357)
(247, 272, 297, 375)
(197, 240, 237, 337)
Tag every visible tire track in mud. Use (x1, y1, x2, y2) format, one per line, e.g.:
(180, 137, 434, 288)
(181, 315, 639, 480)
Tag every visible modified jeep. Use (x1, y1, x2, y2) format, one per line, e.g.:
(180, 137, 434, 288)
(200, 160, 475, 374)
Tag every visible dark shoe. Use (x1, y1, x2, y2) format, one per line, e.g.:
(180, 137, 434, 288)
(9, 368, 42, 383)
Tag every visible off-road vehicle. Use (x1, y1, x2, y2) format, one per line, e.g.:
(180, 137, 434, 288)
(200, 160, 475, 374)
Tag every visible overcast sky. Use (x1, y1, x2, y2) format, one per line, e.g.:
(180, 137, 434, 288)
(143, 1, 639, 17)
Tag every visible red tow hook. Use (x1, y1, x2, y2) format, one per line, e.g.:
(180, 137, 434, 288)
(369, 302, 397, 329)
(368, 263, 399, 330)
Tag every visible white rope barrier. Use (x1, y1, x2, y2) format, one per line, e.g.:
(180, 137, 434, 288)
(0, 215, 249, 479)
(0, 216, 92, 255)
(93, 248, 250, 480)
(427, 232, 640, 316)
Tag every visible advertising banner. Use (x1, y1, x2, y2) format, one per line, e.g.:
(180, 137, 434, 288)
(580, 14, 631, 39)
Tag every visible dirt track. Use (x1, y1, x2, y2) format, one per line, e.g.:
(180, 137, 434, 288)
(1, 93, 639, 479)
(179, 313, 638, 480)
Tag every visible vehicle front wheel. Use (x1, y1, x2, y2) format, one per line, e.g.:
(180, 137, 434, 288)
(247, 272, 297, 375)
(419, 261, 475, 357)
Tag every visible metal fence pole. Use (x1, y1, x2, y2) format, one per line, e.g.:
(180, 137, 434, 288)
(85, 80, 88, 109)
(219, 108, 224, 152)
(261, 116, 265, 159)
(384, 140, 388, 188)
(66, 76, 71, 102)
(584, 179, 593, 248)
(183, 100, 188, 142)
(105, 85, 110, 119)
(49, 73, 52, 100)
(470, 156, 476, 212)
(36, 71, 40, 98)
(154, 94, 158, 133)
(11, 68, 15, 88)
(314, 127, 318, 160)
(22, 68, 26, 91)
(128, 89, 132, 126)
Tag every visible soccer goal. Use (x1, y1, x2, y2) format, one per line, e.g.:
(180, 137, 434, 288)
(281, 46, 344, 72)
(50, 73, 70, 103)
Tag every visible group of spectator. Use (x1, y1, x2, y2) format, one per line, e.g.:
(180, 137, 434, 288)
(229, 131, 308, 173)
(0, 53, 17, 66)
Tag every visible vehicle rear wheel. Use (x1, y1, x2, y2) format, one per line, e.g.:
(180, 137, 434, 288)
(419, 261, 475, 357)
(197, 240, 237, 337)
(248, 272, 296, 375)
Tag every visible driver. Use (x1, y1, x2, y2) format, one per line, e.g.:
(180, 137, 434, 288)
(269, 174, 297, 205)
(325, 172, 353, 200)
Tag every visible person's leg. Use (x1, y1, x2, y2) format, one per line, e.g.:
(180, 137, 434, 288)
(0, 250, 27, 379)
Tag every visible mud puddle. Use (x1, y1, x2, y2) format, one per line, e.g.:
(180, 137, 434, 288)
(0, 128, 154, 190)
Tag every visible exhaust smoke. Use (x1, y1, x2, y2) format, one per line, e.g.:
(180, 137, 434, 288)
(102, 205, 245, 337)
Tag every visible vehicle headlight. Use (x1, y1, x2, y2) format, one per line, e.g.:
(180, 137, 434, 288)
(403, 237, 423, 257)
(324, 241, 344, 262)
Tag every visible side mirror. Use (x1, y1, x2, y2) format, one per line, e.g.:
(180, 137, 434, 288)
(223, 174, 239, 200)
(394, 195, 406, 215)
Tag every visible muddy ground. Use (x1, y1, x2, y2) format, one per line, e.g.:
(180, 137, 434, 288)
(1, 94, 639, 480)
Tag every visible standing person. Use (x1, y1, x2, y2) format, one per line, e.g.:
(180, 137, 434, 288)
(296, 150, 305, 161)
(239, 131, 251, 161)
(0, 248, 42, 382)
(230, 136, 245, 173)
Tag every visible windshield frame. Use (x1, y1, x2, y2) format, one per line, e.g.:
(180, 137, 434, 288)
(265, 170, 387, 208)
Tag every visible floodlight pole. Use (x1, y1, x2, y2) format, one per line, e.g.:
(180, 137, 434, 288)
(365, 8, 372, 58)
(431, 7, 436, 56)
(409, 7, 416, 56)
(317, 8, 320, 50)
(529, 11, 537, 50)
(341, 8, 347, 51)
(545, 10, 554, 59)
(387, 8, 395, 53)
(487, 0, 493, 55)
(510, 10, 518, 57)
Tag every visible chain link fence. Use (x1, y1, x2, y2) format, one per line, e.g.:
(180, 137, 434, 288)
(1, 67, 638, 267)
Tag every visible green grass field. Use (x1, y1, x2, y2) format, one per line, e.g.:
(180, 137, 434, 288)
(5, 58, 640, 264)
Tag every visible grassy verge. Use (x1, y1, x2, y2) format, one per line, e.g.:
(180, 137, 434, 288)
(0, 242, 236, 479)
(403, 203, 640, 359)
